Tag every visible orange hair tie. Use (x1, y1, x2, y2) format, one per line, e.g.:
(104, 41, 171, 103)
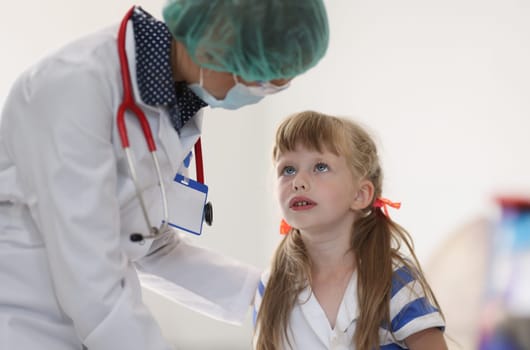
(280, 219, 292, 235)
(373, 197, 401, 217)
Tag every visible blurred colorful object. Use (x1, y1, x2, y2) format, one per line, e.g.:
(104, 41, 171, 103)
(478, 196, 530, 350)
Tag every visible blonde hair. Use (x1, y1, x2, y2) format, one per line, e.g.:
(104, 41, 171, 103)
(255, 111, 443, 350)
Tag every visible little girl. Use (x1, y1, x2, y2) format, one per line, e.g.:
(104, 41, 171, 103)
(254, 111, 447, 349)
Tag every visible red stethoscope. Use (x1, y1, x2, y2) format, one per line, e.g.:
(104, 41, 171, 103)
(117, 7, 212, 242)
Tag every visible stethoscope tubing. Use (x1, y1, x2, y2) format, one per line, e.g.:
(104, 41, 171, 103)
(117, 6, 169, 238)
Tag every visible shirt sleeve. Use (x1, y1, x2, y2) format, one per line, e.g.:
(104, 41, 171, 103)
(136, 230, 261, 325)
(4, 59, 172, 349)
(388, 266, 445, 344)
(252, 269, 270, 327)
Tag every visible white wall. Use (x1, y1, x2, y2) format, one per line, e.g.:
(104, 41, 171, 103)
(2, 1, 530, 349)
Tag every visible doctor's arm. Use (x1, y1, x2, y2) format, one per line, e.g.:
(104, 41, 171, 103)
(6, 64, 172, 350)
(136, 231, 261, 324)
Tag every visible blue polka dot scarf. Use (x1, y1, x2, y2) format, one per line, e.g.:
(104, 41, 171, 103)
(131, 7, 207, 132)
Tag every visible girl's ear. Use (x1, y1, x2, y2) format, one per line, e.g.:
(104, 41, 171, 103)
(351, 179, 374, 211)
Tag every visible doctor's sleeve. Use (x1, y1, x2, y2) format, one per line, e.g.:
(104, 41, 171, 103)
(3, 63, 172, 349)
(136, 232, 261, 324)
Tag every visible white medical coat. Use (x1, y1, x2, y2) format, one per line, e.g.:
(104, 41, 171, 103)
(0, 17, 260, 350)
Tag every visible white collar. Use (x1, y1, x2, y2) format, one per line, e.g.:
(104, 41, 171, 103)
(298, 271, 359, 347)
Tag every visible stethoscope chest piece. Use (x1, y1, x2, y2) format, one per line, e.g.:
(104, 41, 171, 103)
(204, 201, 213, 226)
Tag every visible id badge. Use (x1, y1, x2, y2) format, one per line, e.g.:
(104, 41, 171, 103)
(166, 174, 209, 235)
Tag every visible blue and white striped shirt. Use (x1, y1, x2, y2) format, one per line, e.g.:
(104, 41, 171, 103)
(253, 265, 444, 349)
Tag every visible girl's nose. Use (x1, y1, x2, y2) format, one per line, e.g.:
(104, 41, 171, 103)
(292, 175, 309, 191)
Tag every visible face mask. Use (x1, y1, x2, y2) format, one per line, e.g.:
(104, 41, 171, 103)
(188, 68, 290, 110)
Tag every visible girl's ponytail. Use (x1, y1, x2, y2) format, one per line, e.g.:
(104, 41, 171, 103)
(352, 208, 394, 349)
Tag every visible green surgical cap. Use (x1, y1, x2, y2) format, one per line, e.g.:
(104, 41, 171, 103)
(163, 0, 329, 82)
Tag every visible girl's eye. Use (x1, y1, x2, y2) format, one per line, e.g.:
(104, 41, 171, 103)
(315, 162, 329, 172)
(282, 166, 296, 176)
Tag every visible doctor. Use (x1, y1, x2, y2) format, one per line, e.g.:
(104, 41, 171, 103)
(0, 0, 329, 349)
